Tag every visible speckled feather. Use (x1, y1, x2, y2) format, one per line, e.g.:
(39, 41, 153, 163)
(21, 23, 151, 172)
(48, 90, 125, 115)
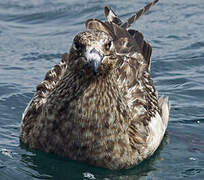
(20, 0, 170, 170)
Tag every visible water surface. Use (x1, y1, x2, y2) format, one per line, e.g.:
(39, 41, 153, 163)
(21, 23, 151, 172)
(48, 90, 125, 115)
(0, 0, 204, 179)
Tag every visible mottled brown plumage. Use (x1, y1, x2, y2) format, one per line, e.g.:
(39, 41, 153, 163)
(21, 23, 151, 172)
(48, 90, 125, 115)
(20, 0, 170, 169)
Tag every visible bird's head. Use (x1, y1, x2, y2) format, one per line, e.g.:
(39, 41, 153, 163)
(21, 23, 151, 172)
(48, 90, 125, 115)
(69, 20, 117, 75)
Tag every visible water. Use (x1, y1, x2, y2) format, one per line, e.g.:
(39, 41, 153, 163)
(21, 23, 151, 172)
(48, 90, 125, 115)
(0, 0, 204, 179)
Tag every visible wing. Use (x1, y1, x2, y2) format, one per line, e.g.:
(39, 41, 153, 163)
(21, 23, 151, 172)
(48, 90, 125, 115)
(32, 53, 68, 110)
(128, 29, 152, 71)
(121, 0, 159, 29)
(21, 53, 68, 143)
(115, 51, 161, 151)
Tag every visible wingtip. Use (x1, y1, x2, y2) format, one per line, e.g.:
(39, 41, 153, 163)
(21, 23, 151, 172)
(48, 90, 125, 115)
(121, 0, 160, 29)
(104, 6, 110, 17)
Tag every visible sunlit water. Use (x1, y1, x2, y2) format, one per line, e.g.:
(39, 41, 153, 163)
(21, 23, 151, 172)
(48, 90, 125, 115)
(0, 0, 204, 179)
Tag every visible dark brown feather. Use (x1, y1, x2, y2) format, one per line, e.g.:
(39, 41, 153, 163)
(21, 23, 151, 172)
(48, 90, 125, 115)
(104, 6, 122, 25)
(128, 29, 152, 69)
(121, 0, 159, 29)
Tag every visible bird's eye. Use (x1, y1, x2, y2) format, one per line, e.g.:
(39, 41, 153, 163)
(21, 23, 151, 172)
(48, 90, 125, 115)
(73, 41, 83, 51)
(105, 41, 112, 51)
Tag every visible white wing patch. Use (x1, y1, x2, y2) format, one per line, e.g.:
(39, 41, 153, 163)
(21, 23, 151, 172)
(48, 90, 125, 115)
(158, 96, 170, 128)
(146, 96, 170, 155)
(147, 110, 167, 155)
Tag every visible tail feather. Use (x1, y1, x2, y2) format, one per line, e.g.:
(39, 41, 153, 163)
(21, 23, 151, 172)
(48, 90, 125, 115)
(121, 0, 159, 29)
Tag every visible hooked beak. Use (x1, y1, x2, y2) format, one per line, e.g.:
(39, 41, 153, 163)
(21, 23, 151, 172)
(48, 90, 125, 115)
(72, 41, 104, 73)
(84, 47, 104, 73)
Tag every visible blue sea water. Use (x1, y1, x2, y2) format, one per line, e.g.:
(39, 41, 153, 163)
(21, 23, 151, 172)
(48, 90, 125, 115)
(0, 0, 204, 179)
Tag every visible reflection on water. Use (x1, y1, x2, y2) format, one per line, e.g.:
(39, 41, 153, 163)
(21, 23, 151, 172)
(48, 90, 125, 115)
(19, 135, 170, 180)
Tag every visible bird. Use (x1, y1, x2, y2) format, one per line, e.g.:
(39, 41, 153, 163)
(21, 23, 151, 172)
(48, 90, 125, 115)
(20, 0, 170, 170)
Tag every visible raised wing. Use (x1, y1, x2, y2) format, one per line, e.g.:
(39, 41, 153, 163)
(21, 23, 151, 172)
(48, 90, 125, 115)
(121, 0, 159, 29)
(104, 0, 159, 29)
